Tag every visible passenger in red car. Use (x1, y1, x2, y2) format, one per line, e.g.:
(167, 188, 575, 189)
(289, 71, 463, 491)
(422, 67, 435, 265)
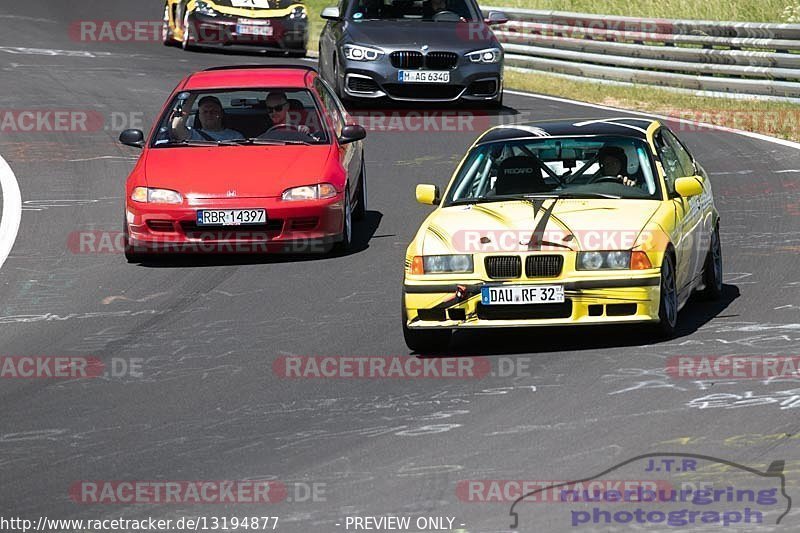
(171, 95, 243, 141)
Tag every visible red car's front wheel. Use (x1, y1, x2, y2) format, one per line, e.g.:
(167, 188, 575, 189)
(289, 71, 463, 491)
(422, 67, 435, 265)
(333, 189, 353, 254)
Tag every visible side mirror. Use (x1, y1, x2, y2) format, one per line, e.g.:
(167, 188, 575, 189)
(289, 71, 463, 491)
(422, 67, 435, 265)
(674, 176, 704, 198)
(484, 10, 509, 25)
(321, 6, 341, 20)
(338, 124, 366, 145)
(119, 129, 145, 149)
(415, 184, 440, 205)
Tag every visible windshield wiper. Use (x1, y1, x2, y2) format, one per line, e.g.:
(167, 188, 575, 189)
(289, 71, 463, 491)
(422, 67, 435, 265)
(229, 138, 313, 146)
(161, 139, 228, 147)
(449, 194, 537, 205)
(553, 192, 622, 199)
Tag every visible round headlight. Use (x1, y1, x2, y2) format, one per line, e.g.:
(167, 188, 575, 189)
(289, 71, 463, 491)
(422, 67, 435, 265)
(606, 251, 630, 269)
(449, 255, 471, 272)
(580, 251, 604, 270)
(424, 256, 446, 272)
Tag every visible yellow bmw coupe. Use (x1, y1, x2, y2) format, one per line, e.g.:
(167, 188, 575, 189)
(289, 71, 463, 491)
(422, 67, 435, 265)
(402, 118, 722, 351)
(162, 0, 308, 55)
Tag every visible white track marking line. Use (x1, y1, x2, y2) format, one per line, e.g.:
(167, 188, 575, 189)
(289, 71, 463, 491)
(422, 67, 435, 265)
(505, 89, 800, 151)
(0, 154, 22, 270)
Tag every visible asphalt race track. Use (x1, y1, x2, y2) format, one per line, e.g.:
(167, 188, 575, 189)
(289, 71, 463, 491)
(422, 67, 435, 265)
(2, 2, 800, 532)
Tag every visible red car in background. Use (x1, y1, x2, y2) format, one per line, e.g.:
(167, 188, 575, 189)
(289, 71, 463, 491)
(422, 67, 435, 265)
(118, 65, 367, 262)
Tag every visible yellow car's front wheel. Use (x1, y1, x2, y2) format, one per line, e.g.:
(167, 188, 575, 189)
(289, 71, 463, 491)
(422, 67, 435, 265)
(162, 3, 174, 45)
(654, 253, 678, 338)
(402, 300, 452, 353)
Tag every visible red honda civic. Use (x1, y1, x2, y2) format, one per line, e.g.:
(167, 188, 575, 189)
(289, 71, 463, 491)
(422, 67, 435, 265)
(118, 64, 367, 262)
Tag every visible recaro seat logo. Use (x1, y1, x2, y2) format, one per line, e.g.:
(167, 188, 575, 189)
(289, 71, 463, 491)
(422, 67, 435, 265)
(505, 168, 535, 175)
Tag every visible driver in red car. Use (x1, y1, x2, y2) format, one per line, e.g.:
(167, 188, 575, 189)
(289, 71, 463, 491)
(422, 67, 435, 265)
(261, 91, 311, 136)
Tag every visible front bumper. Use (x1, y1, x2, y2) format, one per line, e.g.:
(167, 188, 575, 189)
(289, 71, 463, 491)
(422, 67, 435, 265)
(188, 12, 308, 51)
(403, 275, 662, 329)
(126, 195, 343, 254)
(339, 55, 503, 103)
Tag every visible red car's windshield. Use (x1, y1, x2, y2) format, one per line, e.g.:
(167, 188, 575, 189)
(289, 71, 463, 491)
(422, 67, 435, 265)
(151, 88, 330, 147)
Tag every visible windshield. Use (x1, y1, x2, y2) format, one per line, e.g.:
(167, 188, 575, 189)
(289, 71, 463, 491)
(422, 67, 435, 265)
(151, 88, 329, 148)
(444, 136, 662, 205)
(346, 0, 480, 21)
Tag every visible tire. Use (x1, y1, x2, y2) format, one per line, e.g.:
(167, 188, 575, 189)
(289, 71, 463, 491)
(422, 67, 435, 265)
(332, 188, 353, 254)
(181, 12, 196, 50)
(402, 301, 452, 353)
(699, 225, 723, 301)
(654, 252, 678, 338)
(485, 90, 503, 109)
(332, 58, 353, 106)
(331, 58, 342, 97)
(162, 3, 175, 45)
(353, 157, 367, 221)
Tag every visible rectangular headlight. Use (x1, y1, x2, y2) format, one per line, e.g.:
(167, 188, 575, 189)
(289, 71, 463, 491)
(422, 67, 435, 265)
(131, 187, 183, 204)
(577, 251, 631, 270)
(419, 255, 473, 274)
(281, 183, 338, 201)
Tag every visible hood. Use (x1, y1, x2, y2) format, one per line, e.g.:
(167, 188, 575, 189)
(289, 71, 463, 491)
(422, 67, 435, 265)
(420, 199, 662, 255)
(143, 145, 334, 199)
(344, 20, 496, 50)
(207, 0, 299, 11)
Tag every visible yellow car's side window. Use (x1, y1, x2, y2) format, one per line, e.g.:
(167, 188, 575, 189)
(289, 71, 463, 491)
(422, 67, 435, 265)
(654, 131, 682, 196)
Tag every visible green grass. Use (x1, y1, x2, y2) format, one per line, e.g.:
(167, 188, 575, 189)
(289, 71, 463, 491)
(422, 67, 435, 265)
(505, 69, 800, 142)
(306, 0, 332, 54)
(305, 0, 790, 51)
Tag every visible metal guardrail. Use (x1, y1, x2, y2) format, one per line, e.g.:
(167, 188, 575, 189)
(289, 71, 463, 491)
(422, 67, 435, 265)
(484, 6, 800, 99)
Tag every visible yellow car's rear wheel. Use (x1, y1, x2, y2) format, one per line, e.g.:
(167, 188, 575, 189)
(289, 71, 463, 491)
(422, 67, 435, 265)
(699, 225, 723, 300)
